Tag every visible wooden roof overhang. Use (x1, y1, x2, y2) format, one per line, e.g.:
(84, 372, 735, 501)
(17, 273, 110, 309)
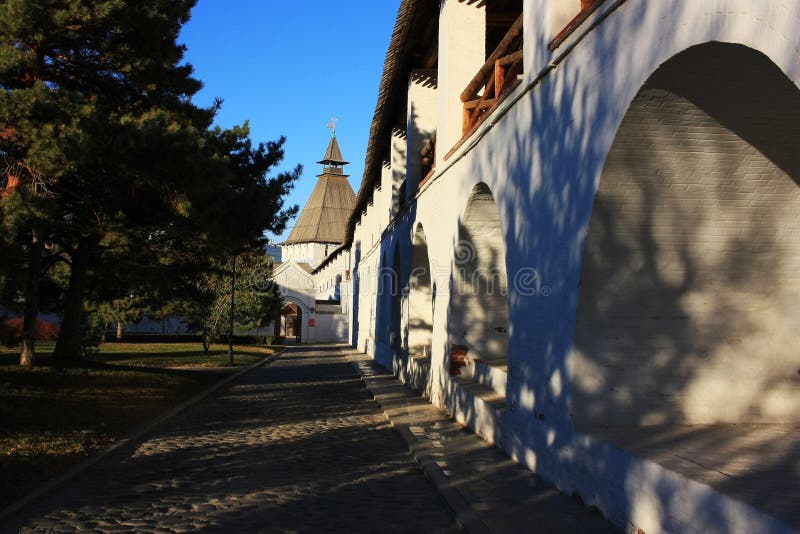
(341, 0, 439, 253)
(341, 0, 522, 253)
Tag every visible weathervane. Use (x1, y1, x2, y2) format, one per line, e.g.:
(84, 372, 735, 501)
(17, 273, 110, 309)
(326, 117, 338, 136)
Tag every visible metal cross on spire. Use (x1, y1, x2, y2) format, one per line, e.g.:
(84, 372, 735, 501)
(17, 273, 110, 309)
(326, 117, 338, 136)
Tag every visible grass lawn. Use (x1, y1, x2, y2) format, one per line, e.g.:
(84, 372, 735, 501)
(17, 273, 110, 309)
(0, 342, 276, 508)
(89, 341, 272, 368)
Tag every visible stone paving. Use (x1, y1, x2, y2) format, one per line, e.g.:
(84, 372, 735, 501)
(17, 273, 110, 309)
(7, 345, 457, 533)
(349, 355, 620, 534)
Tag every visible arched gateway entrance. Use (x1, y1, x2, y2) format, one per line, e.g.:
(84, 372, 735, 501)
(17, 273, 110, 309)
(277, 302, 303, 342)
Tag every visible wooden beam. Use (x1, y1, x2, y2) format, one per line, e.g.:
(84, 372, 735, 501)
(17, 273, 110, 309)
(464, 98, 497, 111)
(460, 13, 524, 102)
(549, 0, 607, 50)
(495, 49, 524, 95)
(420, 132, 436, 159)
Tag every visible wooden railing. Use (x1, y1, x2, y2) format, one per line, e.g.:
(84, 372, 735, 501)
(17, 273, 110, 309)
(419, 132, 436, 188)
(549, 0, 606, 50)
(460, 13, 524, 136)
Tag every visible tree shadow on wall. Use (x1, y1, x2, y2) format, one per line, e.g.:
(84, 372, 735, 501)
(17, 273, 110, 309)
(449, 222, 509, 368)
(567, 43, 800, 526)
(573, 43, 800, 426)
(464, 6, 800, 526)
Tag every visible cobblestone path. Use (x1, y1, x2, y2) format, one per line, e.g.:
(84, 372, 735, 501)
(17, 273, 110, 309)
(9, 346, 457, 533)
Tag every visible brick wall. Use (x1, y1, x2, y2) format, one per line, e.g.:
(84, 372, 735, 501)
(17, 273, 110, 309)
(573, 44, 800, 427)
(450, 184, 509, 367)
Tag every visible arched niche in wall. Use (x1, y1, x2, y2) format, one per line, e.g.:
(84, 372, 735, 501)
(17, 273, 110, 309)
(389, 240, 403, 351)
(449, 182, 510, 371)
(375, 251, 391, 344)
(572, 42, 800, 429)
(408, 224, 433, 358)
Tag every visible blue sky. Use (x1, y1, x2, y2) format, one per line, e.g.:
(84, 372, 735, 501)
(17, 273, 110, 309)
(179, 0, 402, 242)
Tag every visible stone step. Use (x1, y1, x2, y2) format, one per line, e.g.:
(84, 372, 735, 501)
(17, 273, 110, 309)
(471, 358, 508, 397)
(448, 374, 507, 446)
(399, 355, 432, 398)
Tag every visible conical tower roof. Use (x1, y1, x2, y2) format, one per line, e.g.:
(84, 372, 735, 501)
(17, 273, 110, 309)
(285, 136, 355, 245)
(317, 135, 349, 166)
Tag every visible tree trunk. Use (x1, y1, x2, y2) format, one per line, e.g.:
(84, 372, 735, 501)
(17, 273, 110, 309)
(115, 320, 124, 341)
(20, 230, 42, 368)
(202, 325, 210, 353)
(53, 237, 95, 361)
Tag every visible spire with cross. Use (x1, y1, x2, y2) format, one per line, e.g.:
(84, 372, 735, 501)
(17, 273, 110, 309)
(326, 117, 338, 137)
(318, 120, 348, 174)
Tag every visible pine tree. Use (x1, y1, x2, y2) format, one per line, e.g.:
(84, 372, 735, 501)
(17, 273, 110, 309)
(0, 1, 299, 362)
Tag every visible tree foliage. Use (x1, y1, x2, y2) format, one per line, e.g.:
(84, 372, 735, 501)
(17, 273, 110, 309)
(0, 0, 298, 363)
(171, 248, 281, 352)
